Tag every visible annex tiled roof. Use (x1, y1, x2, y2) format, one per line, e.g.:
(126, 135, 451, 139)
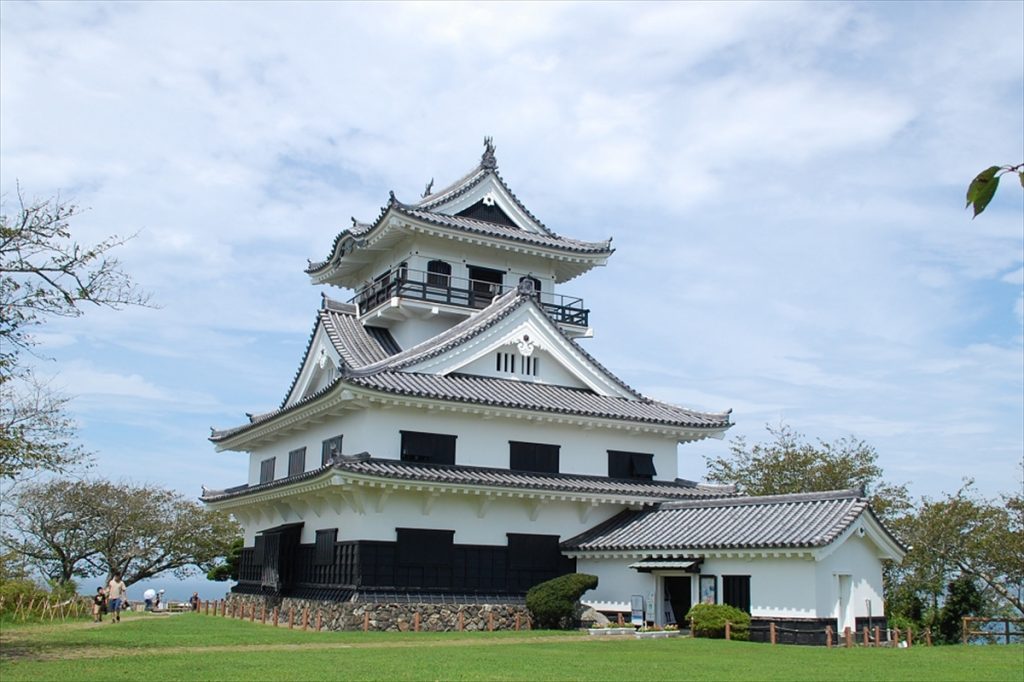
(561, 489, 882, 552)
(200, 454, 737, 503)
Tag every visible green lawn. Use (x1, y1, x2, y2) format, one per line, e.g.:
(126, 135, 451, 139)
(2, 612, 1021, 681)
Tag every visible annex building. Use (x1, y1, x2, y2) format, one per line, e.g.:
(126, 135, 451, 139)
(203, 139, 904, 634)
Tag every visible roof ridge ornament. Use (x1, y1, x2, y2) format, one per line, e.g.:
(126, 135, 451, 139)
(422, 178, 434, 198)
(481, 136, 497, 169)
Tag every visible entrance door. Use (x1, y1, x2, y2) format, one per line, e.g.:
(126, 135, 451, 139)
(663, 576, 692, 626)
(837, 574, 854, 632)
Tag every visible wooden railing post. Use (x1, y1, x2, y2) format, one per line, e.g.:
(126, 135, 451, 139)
(414, 612, 420, 632)
(261, 604, 267, 624)
(907, 628, 913, 648)
(844, 626, 852, 648)
(893, 627, 901, 648)
(488, 611, 494, 632)
(272, 607, 279, 627)
(288, 608, 295, 629)
(363, 611, 369, 632)
(924, 627, 932, 646)
(769, 622, 776, 645)
(617, 612, 624, 626)
(725, 621, 731, 641)
(315, 610, 322, 632)
(825, 625, 833, 648)
(515, 614, 520, 631)
(302, 607, 309, 631)
(874, 626, 880, 647)
(458, 610, 464, 632)
(863, 626, 869, 647)
(690, 617, 696, 638)
(962, 617, 969, 645)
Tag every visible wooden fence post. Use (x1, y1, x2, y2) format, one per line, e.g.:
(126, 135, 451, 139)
(515, 613, 521, 631)
(725, 621, 731, 641)
(488, 611, 494, 632)
(413, 612, 420, 632)
(617, 612, 624, 626)
(261, 604, 267, 624)
(873, 626, 880, 647)
(893, 627, 900, 648)
(458, 610, 464, 632)
(863, 626, 869, 647)
(825, 625, 833, 648)
(204, 600, 209, 615)
(844, 626, 852, 648)
(769, 622, 776, 645)
(907, 628, 913, 648)
(962, 617, 968, 645)
(288, 608, 295, 629)
(690, 617, 696, 638)
(363, 611, 369, 632)
(316, 610, 322, 632)
(924, 627, 932, 646)
(272, 607, 279, 627)
(302, 607, 309, 631)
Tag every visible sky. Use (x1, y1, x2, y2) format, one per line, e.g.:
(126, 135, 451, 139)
(2, 0, 1022, 574)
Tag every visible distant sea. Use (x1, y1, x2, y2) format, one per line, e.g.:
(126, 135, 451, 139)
(80, 574, 234, 605)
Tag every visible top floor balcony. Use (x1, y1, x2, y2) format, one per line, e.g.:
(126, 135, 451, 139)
(349, 267, 589, 329)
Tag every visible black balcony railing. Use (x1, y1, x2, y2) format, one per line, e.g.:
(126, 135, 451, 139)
(351, 268, 589, 327)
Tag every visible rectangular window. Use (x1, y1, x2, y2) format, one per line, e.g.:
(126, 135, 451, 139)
(723, 575, 751, 614)
(607, 451, 657, 480)
(314, 529, 338, 566)
(288, 447, 306, 477)
(259, 457, 276, 484)
(507, 534, 560, 570)
(396, 528, 454, 566)
(510, 441, 560, 474)
(321, 435, 343, 466)
(400, 431, 456, 465)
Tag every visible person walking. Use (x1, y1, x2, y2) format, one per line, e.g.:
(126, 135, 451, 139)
(107, 573, 128, 623)
(92, 587, 107, 623)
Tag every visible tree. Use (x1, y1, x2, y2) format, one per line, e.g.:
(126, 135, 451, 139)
(965, 163, 1023, 218)
(0, 188, 151, 482)
(206, 537, 243, 582)
(937, 575, 985, 644)
(2, 478, 240, 587)
(895, 481, 1023, 617)
(704, 422, 911, 522)
(1, 189, 151, 370)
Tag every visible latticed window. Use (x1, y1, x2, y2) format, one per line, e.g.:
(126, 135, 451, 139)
(426, 260, 451, 287)
(259, 457, 276, 484)
(288, 447, 306, 477)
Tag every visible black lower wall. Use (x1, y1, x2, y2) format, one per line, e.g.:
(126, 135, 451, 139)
(235, 538, 575, 598)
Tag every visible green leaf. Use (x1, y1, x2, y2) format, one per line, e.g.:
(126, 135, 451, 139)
(966, 166, 1000, 217)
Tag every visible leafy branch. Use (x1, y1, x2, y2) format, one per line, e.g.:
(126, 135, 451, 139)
(965, 163, 1024, 218)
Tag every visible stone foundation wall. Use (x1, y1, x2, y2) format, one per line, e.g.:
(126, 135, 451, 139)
(225, 593, 531, 632)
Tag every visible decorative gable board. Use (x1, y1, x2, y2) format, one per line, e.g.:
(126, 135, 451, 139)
(284, 323, 343, 408)
(399, 300, 634, 399)
(424, 174, 549, 236)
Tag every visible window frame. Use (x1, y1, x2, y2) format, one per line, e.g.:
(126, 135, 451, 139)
(400, 430, 457, 465)
(259, 457, 276, 484)
(287, 447, 306, 477)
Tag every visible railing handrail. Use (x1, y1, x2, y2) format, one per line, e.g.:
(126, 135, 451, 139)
(348, 267, 585, 309)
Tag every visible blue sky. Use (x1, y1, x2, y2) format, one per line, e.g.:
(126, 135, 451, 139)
(2, 0, 1022, 518)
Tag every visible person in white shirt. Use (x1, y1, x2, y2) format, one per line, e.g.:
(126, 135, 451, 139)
(107, 573, 127, 623)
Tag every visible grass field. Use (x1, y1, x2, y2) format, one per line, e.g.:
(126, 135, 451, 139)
(1, 612, 1021, 681)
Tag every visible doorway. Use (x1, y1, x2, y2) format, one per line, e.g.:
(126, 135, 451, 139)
(663, 576, 692, 626)
(467, 265, 504, 307)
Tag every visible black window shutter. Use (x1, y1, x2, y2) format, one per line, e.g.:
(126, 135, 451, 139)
(321, 435, 343, 466)
(396, 528, 454, 566)
(723, 575, 751, 613)
(288, 447, 306, 477)
(400, 431, 456, 465)
(631, 453, 656, 479)
(314, 529, 337, 566)
(607, 451, 631, 478)
(259, 457, 276, 484)
(507, 534, 560, 570)
(510, 441, 559, 473)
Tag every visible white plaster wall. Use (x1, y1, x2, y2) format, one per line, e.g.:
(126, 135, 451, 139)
(240, 488, 625, 547)
(815, 533, 886, 620)
(240, 405, 680, 485)
(459, 348, 589, 388)
(576, 557, 656, 614)
(700, 557, 818, 619)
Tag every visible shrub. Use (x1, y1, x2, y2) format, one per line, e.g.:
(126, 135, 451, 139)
(685, 603, 751, 641)
(526, 573, 598, 629)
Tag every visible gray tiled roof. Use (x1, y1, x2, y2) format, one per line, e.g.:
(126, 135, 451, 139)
(347, 372, 729, 428)
(200, 454, 736, 503)
(210, 289, 731, 442)
(561, 490, 880, 552)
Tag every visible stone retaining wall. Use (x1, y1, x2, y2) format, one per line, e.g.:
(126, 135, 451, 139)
(225, 593, 531, 632)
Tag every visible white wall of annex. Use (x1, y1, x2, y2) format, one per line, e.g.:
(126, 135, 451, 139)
(576, 558, 655, 614)
(815, 533, 886, 620)
(700, 557, 818, 619)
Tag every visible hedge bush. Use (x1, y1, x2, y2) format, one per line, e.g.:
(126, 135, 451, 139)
(684, 603, 751, 640)
(525, 573, 598, 629)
